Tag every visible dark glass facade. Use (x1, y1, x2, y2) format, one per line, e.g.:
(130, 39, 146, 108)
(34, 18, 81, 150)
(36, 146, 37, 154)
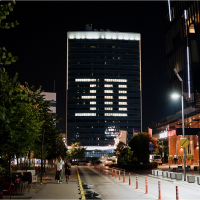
(66, 32, 141, 146)
(165, 1, 200, 108)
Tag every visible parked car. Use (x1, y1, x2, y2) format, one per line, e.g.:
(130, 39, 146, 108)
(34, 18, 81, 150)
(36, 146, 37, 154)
(152, 155, 162, 165)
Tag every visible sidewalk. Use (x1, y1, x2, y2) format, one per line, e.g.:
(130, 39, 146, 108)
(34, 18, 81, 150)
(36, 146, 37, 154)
(14, 166, 81, 200)
(31, 166, 80, 199)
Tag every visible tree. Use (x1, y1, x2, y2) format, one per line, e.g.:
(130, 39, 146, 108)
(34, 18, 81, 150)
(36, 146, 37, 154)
(114, 142, 132, 164)
(67, 142, 86, 159)
(0, 71, 42, 172)
(0, 1, 19, 67)
(129, 132, 157, 164)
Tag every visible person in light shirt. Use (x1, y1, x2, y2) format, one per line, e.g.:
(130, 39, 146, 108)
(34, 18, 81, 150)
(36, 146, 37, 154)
(55, 156, 64, 183)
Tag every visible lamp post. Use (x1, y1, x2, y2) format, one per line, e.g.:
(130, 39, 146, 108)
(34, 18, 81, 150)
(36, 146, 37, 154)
(172, 69, 186, 181)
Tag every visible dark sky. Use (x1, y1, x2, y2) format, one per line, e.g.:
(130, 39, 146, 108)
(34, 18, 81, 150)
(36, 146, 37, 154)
(2, 1, 180, 133)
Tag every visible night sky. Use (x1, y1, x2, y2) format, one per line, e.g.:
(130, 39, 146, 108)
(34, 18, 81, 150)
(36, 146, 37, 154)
(1, 1, 180, 133)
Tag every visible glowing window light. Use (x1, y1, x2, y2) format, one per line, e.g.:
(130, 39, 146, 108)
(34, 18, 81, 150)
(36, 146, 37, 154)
(118, 85, 127, 88)
(118, 96, 127, 99)
(90, 90, 96, 93)
(90, 107, 96, 110)
(75, 113, 96, 116)
(90, 84, 96, 87)
(118, 90, 127, 93)
(119, 108, 127, 111)
(104, 79, 127, 82)
(104, 90, 113, 93)
(104, 102, 113, 105)
(104, 107, 113, 110)
(90, 102, 96, 104)
(104, 113, 127, 117)
(81, 96, 96, 99)
(75, 79, 96, 82)
(104, 96, 113, 99)
(104, 84, 113, 87)
(119, 102, 127, 105)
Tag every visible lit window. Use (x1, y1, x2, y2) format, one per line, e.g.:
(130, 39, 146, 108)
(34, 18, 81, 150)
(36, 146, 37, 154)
(90, 107, 96, 110)
(104, 102, 113, 105)
(104, 96, 113, 99)
(104, 84, 113, 87)
(118, 85, 127, 88)
(90, 101, 96, 105)
(119, 102, 127, 105)
(104, 107, 113, 110)
(119, 96, 127, 99)
(104, 113, 127, 116)
(81, 96, 96, 99)
(119, 108, 127, 111)
(75, 113, 96, 116)
(104, 90, 113, 93)
(104, 79, 127, 82)
(119, 90, 127, 93)
(75, 79, 96, 82)
(90, 90, 96, 93)
(90, 84, 96, 87)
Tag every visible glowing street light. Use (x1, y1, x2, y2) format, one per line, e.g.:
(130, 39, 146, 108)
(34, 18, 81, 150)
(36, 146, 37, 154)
(171, 93, 181, 99)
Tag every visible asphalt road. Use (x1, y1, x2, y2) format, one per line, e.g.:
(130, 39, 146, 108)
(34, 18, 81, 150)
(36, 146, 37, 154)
(78, 166, 200, 200)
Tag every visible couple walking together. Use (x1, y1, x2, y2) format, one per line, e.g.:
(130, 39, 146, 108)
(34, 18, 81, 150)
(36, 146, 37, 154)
(55, 156, 72, 183)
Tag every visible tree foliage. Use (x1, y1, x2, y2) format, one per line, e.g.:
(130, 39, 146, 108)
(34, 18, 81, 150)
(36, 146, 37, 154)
(114, 142, 132, 164)
(0, 1, 19, 67)
(0, 71, 42, 159)
(129, 132, 157, 164)
(66, 142, 86, 159)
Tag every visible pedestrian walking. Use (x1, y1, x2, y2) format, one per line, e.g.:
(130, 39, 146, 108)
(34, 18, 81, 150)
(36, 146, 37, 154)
(55, 156, 64, 184)
(65, 160, 71, 183)
(70, 158, 72, 165)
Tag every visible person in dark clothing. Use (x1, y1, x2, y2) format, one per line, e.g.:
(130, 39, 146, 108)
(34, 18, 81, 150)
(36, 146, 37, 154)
(65, 160, 71, 183)
(70, 158, 72, 165)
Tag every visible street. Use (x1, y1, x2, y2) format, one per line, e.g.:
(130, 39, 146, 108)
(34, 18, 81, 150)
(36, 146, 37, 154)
(78, 166, 200, 199)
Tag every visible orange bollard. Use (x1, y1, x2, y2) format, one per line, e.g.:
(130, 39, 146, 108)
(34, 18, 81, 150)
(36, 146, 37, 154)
(112, 168, 113, 177)
(123, 171, 125, 183)
(158, 181, 161, 200)
(145, 177, 148, 194)
(115, 170, 117, 178)
(119, 170, 120, 180)
(129, 172, 131, 185)
(176, 186, 179, 200)
(136, 174, 138, 189)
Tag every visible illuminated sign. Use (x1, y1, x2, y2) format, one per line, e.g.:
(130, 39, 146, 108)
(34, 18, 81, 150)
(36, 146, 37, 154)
(167, 130, 176, 137)
(159, 130, 176, 138)
(159, 131, 167, 139)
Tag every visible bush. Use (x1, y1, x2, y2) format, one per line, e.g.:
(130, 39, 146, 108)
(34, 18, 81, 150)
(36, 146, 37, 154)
(168, 155, 173, 160)
(0, 164, 6, 177)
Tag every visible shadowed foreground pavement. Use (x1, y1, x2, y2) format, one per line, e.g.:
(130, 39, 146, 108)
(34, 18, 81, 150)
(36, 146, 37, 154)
(32, 166, 80, 199)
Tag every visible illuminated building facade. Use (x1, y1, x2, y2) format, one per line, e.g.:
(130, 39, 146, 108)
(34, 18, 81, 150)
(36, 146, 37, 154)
(66, 26, 141, 146)
(165, 1, 200, 108)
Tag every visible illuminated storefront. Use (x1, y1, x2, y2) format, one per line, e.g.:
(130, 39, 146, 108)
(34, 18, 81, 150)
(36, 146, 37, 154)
(154, 111, 200, 164)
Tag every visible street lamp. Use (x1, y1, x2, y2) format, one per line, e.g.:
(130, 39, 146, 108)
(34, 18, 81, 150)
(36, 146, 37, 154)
(172, 68, 186, 181)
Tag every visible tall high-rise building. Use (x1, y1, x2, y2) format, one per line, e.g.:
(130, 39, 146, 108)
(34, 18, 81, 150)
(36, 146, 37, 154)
(165, 1, 200, 108)
(66, 25, 141, 146)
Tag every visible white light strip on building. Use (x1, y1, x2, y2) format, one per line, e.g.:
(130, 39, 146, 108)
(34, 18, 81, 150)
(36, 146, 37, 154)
(67, 32, 140, 41)
(168, 0, 171, 21)
(187, 46, 191, 98)
(184, 10, 191, 99)
(105, 113, 127, 116)
(75, 113, 96, 116)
